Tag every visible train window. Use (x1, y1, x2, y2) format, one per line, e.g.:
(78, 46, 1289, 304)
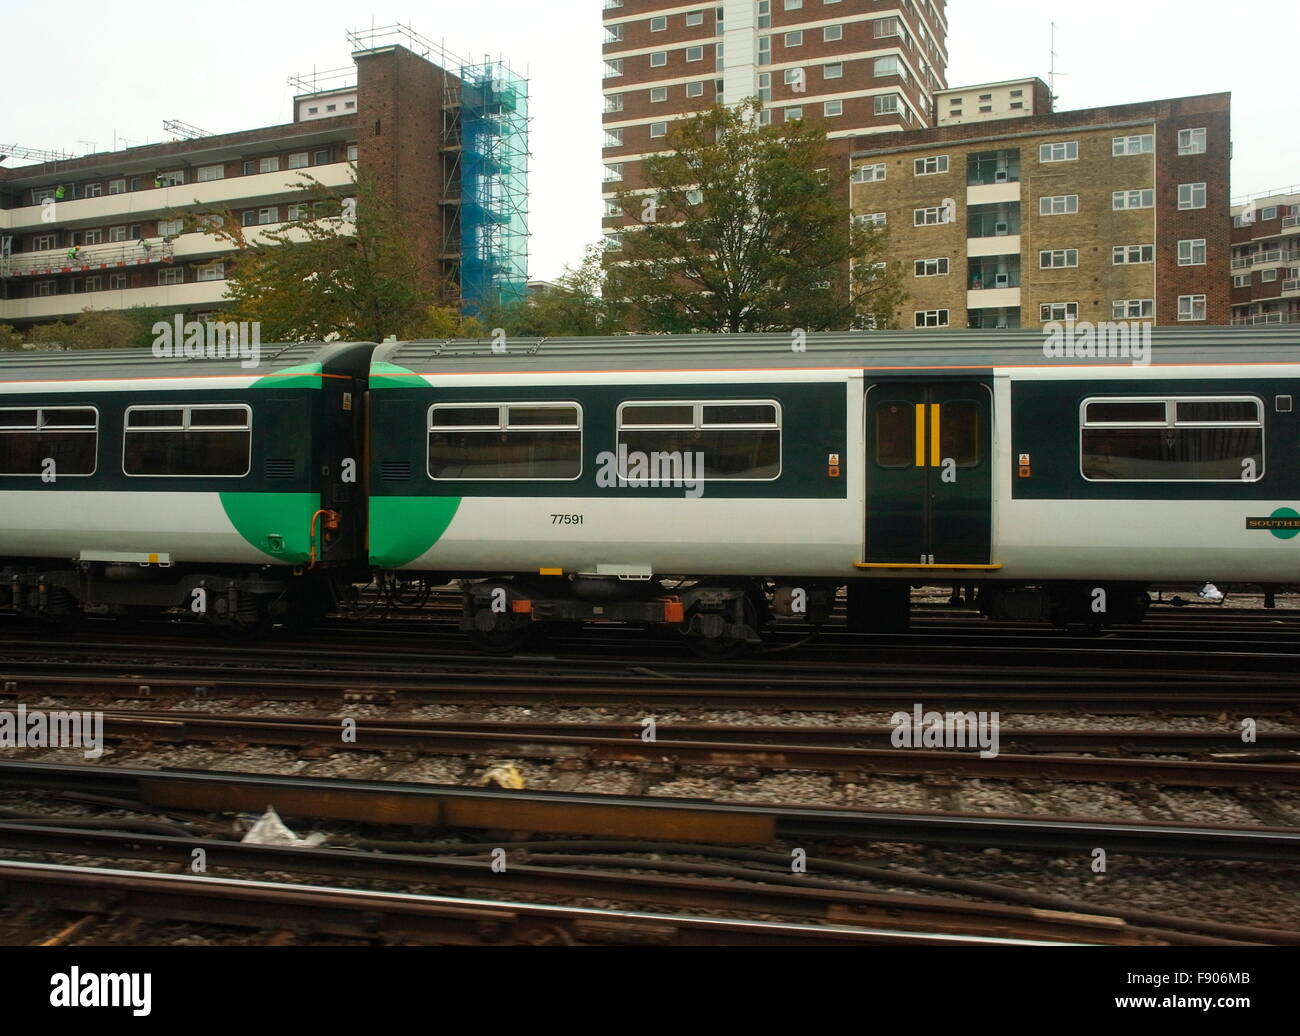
(874, 402, 914, 468)
(940, 401, 980, 467)
(0, 406, 98, 476)
(427, 403, 582, 480)
(1084, 401, 1165, 424)
(123, 404, 251, 477)
(1080, 396, 1264, 482)
(616, 400, 781, 481)
(1175, 400, 1260, 424)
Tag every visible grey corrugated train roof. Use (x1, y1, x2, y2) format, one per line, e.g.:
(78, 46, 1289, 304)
(0, 342, 376, 380)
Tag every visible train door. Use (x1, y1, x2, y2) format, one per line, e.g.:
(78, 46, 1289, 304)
(864, 382, 992, 565)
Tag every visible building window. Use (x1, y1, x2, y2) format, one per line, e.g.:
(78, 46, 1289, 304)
(824, 100, 843, 117)
(687, 10, 704, 26)
(83, 229, 102, 245)
(108, 226, 128, 242)
(1113, 189, 1155, 210)
(84, 183, 102, 198)
(32, 281, 56, 297)
(157, 219, 184, 236)
(1113, 299, 1154, 319)
(686, 45, 704, 62)
(258, 207, 278, 225)
(124, 405, 252, 478)
(242, 160, 256, 176)
(686, 81, 704, 98)
(347, 144, 358, 162)
(33, 234, 57, 251)
(914, 155, 948, 176)
(605, 199, 621, 218)
(1178, 128, 1207, 155)
(84, 275, 101, 291)
(1040, 249, 1079, 268)
(1112, 134, 1154, 156)
(428, 403, 582, 480)
(1081, 396, 1262, 482)
(604, 164, 624, 183)
(1039, 141, 1078, 163)
(1178, 182, 1207, 210)
(1040, 302, 1079, 321)
(824, 24, 843, 41)
(1233, 274, 1251, 288)
(259, 157, 279, 173)
(617, 400, 781, 481)
(914, 206, 948, 226)
(604, 128, 624, 148)
(854, 163, 886, 183)
(155, 170, 185, 186)
(915, 310, 950, 328)
(197, 263, 225, 282)
(315, 149, 330, 165)
(914, 257, 949, 277)
(604, 59, 624, 78)
(1180, 292, 1206, 321)
(157, 268, 183, 285)
(757, 0, 770, 27)
(874, 94, 900, 116)
(824, 62, 843, 79)
(874, 56, 906, 80)
(195, 164, 224, 183)
(854, 212, 887, 227)
(651, 86, 668, 102)
(1261, 207, 1278, 221)
(107, 179, 126, 195)
(1178, 239, 1207, 266)
(287, 152, 309, 169)
(1039, 194, 1079, 215)
(650, 52, 667, 67)
(287, 203, 308, 221)
(784, 0, 802, 8)
(0, 406, 98, 477)
(785, 30, 803, 46)
(106, 273, 126, 290)
(1112, 244, 1154, 264)
(650, 122, 667, 138)
(874, 16, 903, 39)
(605, 93, 625, 112)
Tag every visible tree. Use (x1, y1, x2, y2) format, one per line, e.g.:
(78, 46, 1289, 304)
(189, 172, 468, 342)
(0, 324, 24, 352)
(478, 244, 623, 337)
(606, 99, 906, 333)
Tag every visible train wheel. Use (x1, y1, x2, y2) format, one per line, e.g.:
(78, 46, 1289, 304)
(683, 594, 760, 660)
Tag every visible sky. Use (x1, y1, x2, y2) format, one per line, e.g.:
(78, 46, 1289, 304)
(3, 1, 1296, 281)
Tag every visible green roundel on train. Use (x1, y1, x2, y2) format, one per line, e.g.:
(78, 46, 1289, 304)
(1269, 507, 1300, 541)
(219, 492, 320, 562)
(370, 496, 462, 568)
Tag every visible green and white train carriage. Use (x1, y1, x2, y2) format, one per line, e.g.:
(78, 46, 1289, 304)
(366, 330, 1300, 652)
(0, 343, 372, 631)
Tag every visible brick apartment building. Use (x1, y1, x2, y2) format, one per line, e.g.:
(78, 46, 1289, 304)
(848, 90, 1232, 329)
(602, 0, 949, 241)
(0, 27, 528, 330)
(1229, 188, 1300, 326)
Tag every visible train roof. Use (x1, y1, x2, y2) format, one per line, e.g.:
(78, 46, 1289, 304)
(0, 341, 376, 381)
(374, 328, 1300, 374)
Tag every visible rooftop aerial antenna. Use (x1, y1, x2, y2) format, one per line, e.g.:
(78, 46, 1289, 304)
(1049, 21, 1066, 106)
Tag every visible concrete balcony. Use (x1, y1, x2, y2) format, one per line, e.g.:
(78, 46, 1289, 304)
(967, 286, 1020, 310)
(967, 182, 1020, 207)
(0, 279, 229, 322)
(0, 163, 355, 232)
(968, 235, 1020, 258)
(1284, 279, 1300, 297)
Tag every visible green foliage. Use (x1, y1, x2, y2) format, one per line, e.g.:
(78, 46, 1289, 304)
(187, 172, 446, 342)
(477, 245, 623, 337)
(606, 99, 907, 333)
(0, 324, 24, 352)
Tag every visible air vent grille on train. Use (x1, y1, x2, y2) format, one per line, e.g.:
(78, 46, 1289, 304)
(264, 459, 296, 479)
(381, 460, 412, 481)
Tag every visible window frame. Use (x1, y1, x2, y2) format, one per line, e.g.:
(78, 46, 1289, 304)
(122, 403, 253, 479)
(1112, 134, 1154, 156)
(1039, 249, 1079, 269)
(1178, 182, 1207, 210)
(0, 405, 99, 478)
(615, 399, 782, 483)
(1039, 140, 1078, 163)
(1039, 194, 1079, 215)
(427, 402, 584, 482)
(1079, 396, 1265, 484)
(914, 155, 949, 176)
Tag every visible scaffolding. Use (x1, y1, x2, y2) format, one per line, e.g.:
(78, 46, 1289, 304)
(456, 62, 529, 313)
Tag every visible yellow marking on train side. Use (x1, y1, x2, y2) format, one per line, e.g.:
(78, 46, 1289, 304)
(930, 404, 941, 468)
(914, 404, 926, 467)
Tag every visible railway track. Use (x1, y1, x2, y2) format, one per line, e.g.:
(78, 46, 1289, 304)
(4, 760, 1299, 863)
(20, 708, 1300, 789)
